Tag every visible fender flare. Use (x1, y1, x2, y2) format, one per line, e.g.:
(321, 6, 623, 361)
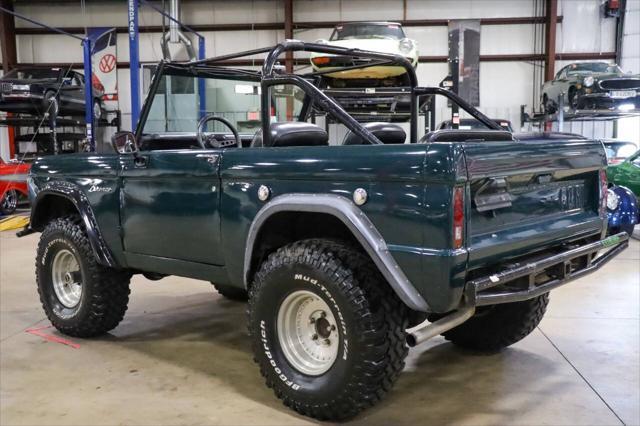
(243, 193, 429, 312)
(30, 182, 117, 268)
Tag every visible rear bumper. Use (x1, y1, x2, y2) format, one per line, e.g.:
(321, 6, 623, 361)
(465, 232, 629, 306)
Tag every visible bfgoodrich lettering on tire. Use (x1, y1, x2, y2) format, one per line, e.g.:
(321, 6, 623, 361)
(36, 215, 131, 337)
(247, 239, 409, 421)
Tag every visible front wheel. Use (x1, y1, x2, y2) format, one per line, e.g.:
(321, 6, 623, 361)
(568, 87, 579, 110)
(93, 99, 103, 121)
(542, 94, 556, 114)
(441, 294, 549, 352)
(36, 215, 131, 337)
(1, 189, 18, 215)
(248, 239, 408, 421)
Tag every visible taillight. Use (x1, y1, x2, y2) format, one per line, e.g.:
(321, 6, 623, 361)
(453, 186, 465, 249)
(312, 57, 331, 66)
(599, 169, 608, 217)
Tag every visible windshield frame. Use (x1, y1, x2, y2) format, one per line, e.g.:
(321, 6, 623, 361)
(566, 62, 623, 75)
(329, 23, 406, 41)
(136, 62, 313, 139)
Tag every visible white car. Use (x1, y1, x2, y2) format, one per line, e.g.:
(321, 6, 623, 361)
(310, 22, 418, 86)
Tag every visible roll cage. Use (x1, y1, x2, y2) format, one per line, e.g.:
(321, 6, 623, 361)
(135, 40, 502, 146)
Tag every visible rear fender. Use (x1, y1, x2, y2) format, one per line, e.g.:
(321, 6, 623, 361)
(243, 193, 430, 312)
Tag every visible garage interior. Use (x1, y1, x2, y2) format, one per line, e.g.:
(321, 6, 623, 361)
(1, 0, 639, 425)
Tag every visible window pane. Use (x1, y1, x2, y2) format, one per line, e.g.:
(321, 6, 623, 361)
(271, 84, 304, 122)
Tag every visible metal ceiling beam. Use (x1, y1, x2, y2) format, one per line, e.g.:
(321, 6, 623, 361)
(13, 16, 564, 35)
(5, 52, 615, 70)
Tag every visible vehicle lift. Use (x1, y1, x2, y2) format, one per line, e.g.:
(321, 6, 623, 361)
(0, 6, 121, 157)
(521, 92, 640, 136)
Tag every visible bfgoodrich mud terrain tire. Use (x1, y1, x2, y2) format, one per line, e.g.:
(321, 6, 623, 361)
(36, 215, 131, 337)
(212, 283, 248, 301)
(248, 239, 409, 421)
(442, 294, 549, 351)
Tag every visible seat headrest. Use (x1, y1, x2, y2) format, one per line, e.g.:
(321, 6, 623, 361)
(422, 129, 514, 143)
(257, 122, 328, 147)
(342, 122, 406, 145)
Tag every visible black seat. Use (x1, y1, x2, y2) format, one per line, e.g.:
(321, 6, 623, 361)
(251, 122, 329, 147)
(419, 129, 514, 143)
(342, 122, 406, 145)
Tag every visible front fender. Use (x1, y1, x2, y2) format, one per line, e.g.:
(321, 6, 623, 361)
(30, 181, 117, 268)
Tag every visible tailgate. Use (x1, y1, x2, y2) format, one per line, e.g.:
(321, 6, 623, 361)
(463, 138, 606, 269)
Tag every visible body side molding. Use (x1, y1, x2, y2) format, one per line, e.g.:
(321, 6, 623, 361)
(243, 193, 430, 312)
(30, 182, 117, 268)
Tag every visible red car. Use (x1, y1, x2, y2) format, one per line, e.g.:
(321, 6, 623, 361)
(0, 158, 30, 215)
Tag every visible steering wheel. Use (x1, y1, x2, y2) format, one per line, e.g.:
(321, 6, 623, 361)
(196, 114, 241, 149)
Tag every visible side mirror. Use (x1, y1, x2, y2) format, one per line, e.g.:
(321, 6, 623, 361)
(111, 131, 138, 154)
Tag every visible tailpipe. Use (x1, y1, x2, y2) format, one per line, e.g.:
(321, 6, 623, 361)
(406, 306, 475, 347)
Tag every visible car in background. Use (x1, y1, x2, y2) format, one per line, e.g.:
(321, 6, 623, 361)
(607, 148, 640, 197)
(0, 67, 104, 119)
(601, 139, 637, 165)
(437, 118, 514, 132)
(607, 185, 638, 236)
(541, 62, 640, 113)
(310, 22, 418, 87)
(0, 158, 30, 215)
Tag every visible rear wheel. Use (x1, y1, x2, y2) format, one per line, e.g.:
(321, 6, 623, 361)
(248, 239, 408, 421)
(441, 294, 549, 352)
(36, 215, 131, 337)
(0, 189, 18, 215)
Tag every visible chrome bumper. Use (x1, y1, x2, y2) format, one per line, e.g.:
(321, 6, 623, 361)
(465, 232, 629, 306)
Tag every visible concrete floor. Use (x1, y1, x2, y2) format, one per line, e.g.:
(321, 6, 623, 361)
(1, 228, 639, 426)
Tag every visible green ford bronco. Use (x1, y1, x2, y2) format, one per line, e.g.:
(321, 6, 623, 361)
(23, 42, 628, 420)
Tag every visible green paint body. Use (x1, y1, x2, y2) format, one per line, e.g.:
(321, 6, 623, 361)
(29, 137, 607, 313)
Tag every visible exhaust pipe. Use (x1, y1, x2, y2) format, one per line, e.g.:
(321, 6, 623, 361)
(406, 306, 475, 347)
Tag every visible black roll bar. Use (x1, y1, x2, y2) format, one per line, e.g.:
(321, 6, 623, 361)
(414, 87, 503, 131)
(260, 74, 384, 146)
(136, 42, 502, 144)
(262, 41, 419, 143)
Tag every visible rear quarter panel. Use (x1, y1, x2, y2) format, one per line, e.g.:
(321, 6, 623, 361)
(219, 143, 466, 312)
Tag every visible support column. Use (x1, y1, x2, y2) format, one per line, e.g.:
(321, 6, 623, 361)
(128, 0, 141, 130)
(0, 0, 17, 73)
(544, 0, 558, 82)
(284, 0, 293, 73)
(284, 0, 294, 119)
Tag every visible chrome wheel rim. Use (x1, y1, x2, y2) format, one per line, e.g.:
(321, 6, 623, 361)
(1, 190, 17, 212)
(51, 249, 82, 308)
(277, 290, 340, 376)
